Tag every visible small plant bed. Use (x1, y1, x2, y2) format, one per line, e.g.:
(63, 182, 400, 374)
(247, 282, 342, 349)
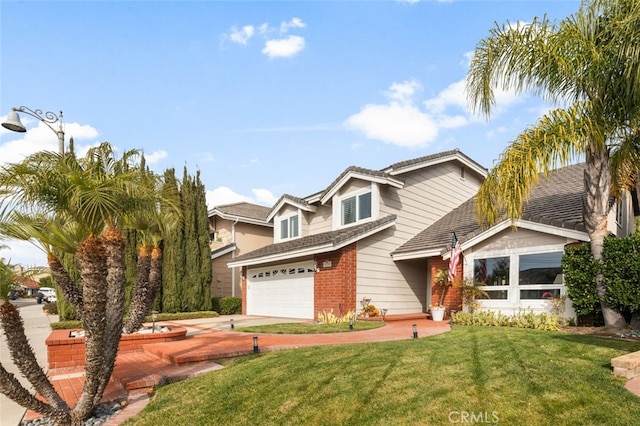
(237, 321, 385, 334)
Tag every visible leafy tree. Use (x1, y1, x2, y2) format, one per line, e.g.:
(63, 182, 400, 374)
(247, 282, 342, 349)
(0, 143, 166, 424)
(467, 0, 640, 328)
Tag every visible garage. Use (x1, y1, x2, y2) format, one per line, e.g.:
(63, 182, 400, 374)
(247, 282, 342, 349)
(246, 261, 315, 319)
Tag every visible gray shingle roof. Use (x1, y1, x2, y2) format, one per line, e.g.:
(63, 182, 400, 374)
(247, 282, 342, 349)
(230, 214, 397, 264)
(383, 148, 486, 174)
(210, 202, 271, 221)
(393, 163, 587, 255)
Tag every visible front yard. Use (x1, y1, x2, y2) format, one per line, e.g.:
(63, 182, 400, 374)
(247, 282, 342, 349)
(124, 326, 640, 425)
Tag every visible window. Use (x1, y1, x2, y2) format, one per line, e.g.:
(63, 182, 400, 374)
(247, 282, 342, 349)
(518, 252, 563, 300)
(341, 191, 372, 225)
(280, 214, 299, 240)
(474, 256, 509, 299)
(616, 198, 624, 228)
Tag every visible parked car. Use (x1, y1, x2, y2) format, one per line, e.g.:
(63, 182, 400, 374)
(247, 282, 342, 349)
(36, 287, 57, 304)
(8, 290, 20, 300)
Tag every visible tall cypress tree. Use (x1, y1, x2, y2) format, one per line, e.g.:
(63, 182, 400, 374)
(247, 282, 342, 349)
(160, 168, 184, 312)
(195, 170, 212, 310)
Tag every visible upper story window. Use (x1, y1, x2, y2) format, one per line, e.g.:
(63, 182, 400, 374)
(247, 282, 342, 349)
(279, 214, 299, 240)
(341, 192, 372, 225)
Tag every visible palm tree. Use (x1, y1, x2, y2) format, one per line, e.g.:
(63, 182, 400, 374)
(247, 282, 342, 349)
(466, 0, 640, 328)
(0, 143, 161, 424)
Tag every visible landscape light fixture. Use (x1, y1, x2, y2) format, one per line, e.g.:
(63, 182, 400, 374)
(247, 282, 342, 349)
(230, 318, 235, 330)
(412, 324, 418, 339)
(253, 336, 259, 353)
(151, 310, 159, 333)
(2, 106, 67, 155)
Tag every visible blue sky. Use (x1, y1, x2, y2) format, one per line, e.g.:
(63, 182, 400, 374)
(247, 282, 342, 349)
(1, 0, 581, 266)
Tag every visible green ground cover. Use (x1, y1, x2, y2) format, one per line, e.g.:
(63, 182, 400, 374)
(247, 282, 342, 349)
(124, 326, 640, 425)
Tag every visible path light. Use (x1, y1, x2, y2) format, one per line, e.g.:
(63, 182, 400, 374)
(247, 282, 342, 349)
(253, 336, 259, 353)
(450, 310, 456, 328)
(230, 318, 234, 330)
(151, 310, 159, 333)
(349, 315, 354, 330)
(2, 106, 69, 155)
(412, 323, 418, 339)
(382, 308, 388, 322)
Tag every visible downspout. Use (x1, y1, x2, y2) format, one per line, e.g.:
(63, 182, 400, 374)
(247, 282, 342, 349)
(231, 218, 239, 297)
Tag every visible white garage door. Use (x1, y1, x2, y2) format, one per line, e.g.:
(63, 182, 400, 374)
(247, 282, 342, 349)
(247, 261, 315, 319)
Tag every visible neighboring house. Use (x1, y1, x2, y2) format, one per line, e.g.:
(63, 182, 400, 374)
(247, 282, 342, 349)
(392, 163, 639, 320)
(20, 279, 41, 296)
(208, 202, 273, 298)
(228, 149, 488, 319)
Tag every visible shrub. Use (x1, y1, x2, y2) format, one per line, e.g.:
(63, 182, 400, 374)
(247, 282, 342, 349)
(561, 243, 603, 325)
(317, 309, 356, 324)
(451, 309, 560, 331)
(43, 302, 58, 315)
(210, 297, 241, 315)
(603, 233, 640, 322)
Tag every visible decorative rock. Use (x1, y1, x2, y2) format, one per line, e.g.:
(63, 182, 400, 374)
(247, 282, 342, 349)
(21, 402, 124, 426)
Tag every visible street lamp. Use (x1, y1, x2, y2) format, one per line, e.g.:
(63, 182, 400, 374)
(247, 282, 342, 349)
(2, 106, 67, 155)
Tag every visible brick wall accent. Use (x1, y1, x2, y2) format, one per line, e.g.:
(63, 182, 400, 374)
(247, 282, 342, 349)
(314, 243, 357, 320)
(45, 327, 187, 369)
(430, 257, 463, 315)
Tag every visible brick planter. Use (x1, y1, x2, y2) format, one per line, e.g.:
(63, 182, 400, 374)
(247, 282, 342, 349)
(45, 326, 187, 369)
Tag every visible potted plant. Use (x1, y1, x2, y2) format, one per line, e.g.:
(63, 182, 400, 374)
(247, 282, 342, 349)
(430, 268, 451, 321)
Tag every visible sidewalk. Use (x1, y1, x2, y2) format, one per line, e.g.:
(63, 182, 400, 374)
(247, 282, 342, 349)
(26, 314, 451, 425)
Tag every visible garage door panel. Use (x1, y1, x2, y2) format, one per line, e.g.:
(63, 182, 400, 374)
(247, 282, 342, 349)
(247, 262, 314, 319)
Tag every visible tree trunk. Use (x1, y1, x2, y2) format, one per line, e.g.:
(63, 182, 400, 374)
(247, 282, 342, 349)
(0, 303, 71, 421)
(124, 245, 152, 333)
(48, 254, 84, 319)
(583, 146, 626, 329)
(93, 228, 126, 407)
(71, 235, 108, 421)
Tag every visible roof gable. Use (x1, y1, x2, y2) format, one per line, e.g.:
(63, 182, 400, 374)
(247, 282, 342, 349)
(267, 194, 317, 222)
(208, 202, 272, 227)
(392, 163, 588, 260)
(383, 148, 488, 179)
(318, 167, 404, 205)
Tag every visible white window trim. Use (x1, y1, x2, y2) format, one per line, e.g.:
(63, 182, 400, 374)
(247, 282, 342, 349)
(464, 243, 567, 308)
(274, 210, 302, 243)
(331, 183, 380, 230)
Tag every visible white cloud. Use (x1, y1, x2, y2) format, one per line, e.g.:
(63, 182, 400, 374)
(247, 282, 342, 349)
(252, 188, 277, 205)
(386, 80, 422, 105)
(280, 17, 306, 33)
(229, 25, 255, 46)
(143, 150, 168, 164)
(206, 186, 276, 209)
(424, 80, 467, 115)
(345, 103, 439, 148)
(262, 35, 305, 58)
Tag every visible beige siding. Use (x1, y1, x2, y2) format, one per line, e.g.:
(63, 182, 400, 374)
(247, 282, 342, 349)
(356, 162, 483, 314)
(307, 204, 333, 234)
(210, 218, 272, 298)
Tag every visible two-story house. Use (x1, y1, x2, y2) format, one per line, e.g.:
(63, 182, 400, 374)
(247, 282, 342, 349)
(228, 149, 487, 319)
(209, 202, 273, 298)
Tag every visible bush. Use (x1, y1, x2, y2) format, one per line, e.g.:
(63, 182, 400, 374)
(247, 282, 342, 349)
(451, 309, 560, 331)
(43, 302, 58, 315)
(603, 234, 640, 322)
(210, 297, 242, 314)
(562, 243, 603, 325)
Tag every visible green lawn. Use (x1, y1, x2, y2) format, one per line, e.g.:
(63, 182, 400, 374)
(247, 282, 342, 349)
(123, 326, 640, 426)
(238, 320, 385, 334)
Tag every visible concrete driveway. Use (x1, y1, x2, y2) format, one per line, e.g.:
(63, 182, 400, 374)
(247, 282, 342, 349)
(0, 298, 58, 426)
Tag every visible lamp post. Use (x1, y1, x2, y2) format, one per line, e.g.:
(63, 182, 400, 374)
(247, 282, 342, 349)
(2, 106, 67, 155)
(151, 310, 159, 333)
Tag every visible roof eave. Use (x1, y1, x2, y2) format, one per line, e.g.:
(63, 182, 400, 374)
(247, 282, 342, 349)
(320, 172, 404, 205)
